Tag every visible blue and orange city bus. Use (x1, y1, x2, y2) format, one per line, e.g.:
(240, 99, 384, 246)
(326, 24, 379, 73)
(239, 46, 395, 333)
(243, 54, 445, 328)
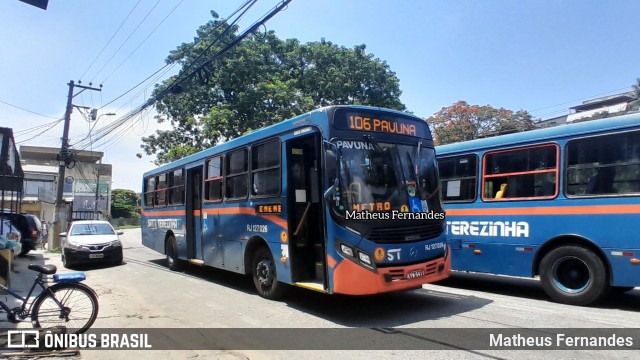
(436, 112, 640, 305)
(141, 105, 450, 299)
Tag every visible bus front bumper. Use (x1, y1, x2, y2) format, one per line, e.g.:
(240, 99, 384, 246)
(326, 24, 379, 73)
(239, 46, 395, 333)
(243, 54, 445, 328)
(332, 254, 451, 295)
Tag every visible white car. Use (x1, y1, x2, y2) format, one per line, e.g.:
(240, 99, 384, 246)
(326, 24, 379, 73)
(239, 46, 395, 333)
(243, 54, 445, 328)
(60, 220, 124, 268)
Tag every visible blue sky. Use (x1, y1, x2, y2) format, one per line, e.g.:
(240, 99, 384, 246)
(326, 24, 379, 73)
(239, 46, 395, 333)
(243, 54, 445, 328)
(1, 0, 639, 191)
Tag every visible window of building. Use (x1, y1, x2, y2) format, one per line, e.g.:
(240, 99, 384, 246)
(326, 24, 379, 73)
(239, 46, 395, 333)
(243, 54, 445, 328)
(566, 131, 640, 196)
(205, 156, 223, 201)
(168, 168, 185, 205)
(438, 154, 477, 202)
(483, 144, 558, 200)
(251, 139, 281, 197)
(225, 149, 248, 199)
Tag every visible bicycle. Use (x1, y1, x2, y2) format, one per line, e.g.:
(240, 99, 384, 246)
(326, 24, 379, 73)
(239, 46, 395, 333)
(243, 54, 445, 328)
(0, 264, 99, 334)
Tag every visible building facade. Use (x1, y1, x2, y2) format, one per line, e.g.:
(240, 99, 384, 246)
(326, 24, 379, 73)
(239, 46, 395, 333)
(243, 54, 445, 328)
(19, 146, 112, 222)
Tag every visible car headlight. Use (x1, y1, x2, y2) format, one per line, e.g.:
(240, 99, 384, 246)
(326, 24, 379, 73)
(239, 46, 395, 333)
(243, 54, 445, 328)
(111, 240, 122, 247)
(67, 241, 83, 250)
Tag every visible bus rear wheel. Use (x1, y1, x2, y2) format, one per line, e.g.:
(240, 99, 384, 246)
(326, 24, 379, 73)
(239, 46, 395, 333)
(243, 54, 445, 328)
(252, 246, 286, 300)
(166, 236, 182, 271)
(540, 245, 608, 306)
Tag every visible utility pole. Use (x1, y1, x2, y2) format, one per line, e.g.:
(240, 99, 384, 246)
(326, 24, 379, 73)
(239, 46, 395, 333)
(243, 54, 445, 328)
(52, 80, 102, 249)
(94, 162, 101, 220)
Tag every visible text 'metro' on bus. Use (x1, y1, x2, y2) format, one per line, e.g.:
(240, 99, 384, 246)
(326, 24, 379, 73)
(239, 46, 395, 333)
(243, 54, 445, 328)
(437, 112, 640, 306)
(141, 106, 450, 299)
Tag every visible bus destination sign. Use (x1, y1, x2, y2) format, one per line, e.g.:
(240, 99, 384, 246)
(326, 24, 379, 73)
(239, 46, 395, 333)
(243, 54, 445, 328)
(333, 111, 426, 136)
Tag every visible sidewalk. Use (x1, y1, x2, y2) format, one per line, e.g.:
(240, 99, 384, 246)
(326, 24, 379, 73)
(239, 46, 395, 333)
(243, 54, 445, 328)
(0, 249, 57, 331)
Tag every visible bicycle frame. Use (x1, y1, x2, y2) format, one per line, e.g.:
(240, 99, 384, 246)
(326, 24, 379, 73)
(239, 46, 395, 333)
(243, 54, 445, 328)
(0, 273, 65, 322)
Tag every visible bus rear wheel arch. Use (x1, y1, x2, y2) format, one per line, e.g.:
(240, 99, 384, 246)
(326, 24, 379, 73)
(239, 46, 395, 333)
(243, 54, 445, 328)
(251, 245, 287, 300)
(539, 245, 608, 306)
(165, 234, 183, 271)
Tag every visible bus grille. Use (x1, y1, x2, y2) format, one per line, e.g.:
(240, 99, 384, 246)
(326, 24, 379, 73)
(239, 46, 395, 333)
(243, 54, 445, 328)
(365, 222, 445, 243)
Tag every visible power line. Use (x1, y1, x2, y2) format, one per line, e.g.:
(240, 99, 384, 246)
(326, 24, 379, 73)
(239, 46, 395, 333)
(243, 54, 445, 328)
(156, 0, 289, 101)
(78, 0, 291, 152)
(0, 99, 61, 119)
(101, 0, 186, 84)
(16, 119, 63, 144)
(98, 0, 256, 111)
(78, 0, 143, 81)
(14, 119, 63, 136)
(89, 0, 163, 83)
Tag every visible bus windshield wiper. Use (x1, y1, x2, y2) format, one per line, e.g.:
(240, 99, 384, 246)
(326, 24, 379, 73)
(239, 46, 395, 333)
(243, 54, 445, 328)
(363, 134, 383, 151)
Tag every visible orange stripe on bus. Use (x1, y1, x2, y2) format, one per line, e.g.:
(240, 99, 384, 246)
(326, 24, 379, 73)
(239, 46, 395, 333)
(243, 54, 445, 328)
(446, 204, 640, 216)
(201, 208, 287, 229)
(143, 207, 287, 229)
(260, 215, 288, 229)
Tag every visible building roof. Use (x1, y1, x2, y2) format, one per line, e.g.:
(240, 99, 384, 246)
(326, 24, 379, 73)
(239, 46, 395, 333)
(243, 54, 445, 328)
(570, 91, 636, 112)
(20, 146, 103, 163)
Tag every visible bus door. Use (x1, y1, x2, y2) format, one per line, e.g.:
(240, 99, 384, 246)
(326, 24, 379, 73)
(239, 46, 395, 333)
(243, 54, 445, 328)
(186, 166, 203, 260)
(286, 133, 326, 288)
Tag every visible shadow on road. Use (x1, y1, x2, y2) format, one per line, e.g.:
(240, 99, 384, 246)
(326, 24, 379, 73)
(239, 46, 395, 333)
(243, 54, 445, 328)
(438, 271, 640, 311)
(138, 259, 493, 327)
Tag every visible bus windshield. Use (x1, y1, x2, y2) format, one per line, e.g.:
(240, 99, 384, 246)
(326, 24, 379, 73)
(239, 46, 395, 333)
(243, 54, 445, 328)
(331, 139, 442, 216)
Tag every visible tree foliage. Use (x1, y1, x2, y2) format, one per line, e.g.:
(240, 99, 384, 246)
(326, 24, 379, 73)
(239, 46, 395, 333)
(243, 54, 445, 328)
(142, 12, 405, 164)
(111, 189, 140, 219)
(428, 101, 535, 145)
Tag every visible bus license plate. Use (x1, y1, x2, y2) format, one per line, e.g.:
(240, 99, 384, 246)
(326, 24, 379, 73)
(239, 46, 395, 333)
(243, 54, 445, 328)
(407, 270, 425, 279)
(89, 253, 104, 259)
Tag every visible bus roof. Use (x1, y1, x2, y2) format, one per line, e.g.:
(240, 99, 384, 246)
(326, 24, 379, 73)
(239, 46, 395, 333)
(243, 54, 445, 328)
(437, 111, 640, 155)
(143, 105, 422, 177)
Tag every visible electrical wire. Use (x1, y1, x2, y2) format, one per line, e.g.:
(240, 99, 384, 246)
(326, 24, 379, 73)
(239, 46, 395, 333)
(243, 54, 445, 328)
(0, 99, 61, 119)
(79, 0, 143, 80)
(98, 0, 255, 111)
(100, 0, 186, 84)
(16, 119, 64, 144)
(77, 0, 262, 150)
(89, 0, 163, 83)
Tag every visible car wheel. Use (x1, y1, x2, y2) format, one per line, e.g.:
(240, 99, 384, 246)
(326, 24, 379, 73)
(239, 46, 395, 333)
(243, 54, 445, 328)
(112, 250, 124, 265)
(62, 250, 73, 269)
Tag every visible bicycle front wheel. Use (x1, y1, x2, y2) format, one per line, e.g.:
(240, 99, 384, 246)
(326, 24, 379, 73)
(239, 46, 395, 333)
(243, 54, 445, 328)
(31, 283, 99, 334)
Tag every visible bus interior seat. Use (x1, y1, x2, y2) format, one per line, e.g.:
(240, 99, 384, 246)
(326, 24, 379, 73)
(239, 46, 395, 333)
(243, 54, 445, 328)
(586, 167, 616, 194)
(495, 183, 507, 199)
(536, 179, 555, 196)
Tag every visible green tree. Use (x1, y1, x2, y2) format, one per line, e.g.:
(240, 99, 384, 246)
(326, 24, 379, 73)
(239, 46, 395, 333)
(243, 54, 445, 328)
(142, 13, 405, 164)
(111, 189, 140, 219)
(428, 101, 535, 145)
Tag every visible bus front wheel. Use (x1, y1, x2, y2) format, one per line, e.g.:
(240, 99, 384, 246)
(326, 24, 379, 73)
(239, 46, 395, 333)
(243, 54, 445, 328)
(166, 236, 182, 271)
(252, 246, 286, 300)
(540, 245, 608, 306)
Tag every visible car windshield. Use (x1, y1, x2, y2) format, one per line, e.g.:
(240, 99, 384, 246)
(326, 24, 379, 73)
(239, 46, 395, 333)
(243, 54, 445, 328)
(70, 224, 115, 236)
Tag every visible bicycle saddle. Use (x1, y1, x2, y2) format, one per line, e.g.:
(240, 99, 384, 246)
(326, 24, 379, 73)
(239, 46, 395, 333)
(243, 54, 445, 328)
(28, 264, 57, 275)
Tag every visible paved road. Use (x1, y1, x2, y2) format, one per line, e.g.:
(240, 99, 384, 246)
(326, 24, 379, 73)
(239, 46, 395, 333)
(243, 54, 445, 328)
(33, 229, 640, 359)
